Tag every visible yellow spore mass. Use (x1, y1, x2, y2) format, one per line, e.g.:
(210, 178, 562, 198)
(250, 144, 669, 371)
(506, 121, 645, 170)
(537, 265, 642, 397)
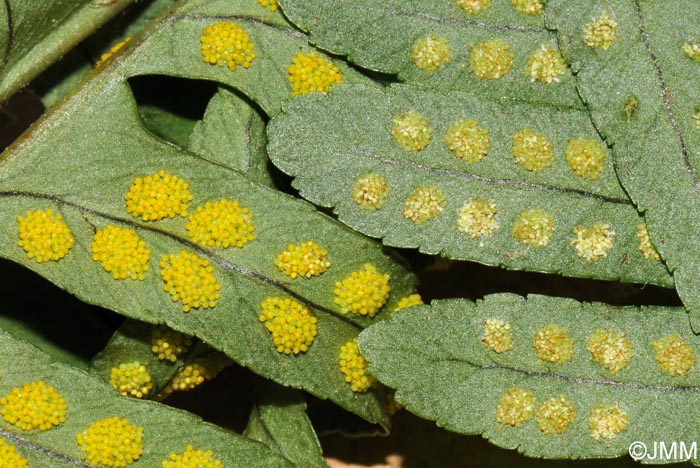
(288, 52, 343, 95)
(469, 39, 515, 80)
(109, 362, 154, 398)
(91, 226, 151, 280)
(444, 119, 490, 163)
(456, 0, 491, 15)
(482, 319, 513, 353)
(339, 339, 376, 392)
(394, 293, 424, 312)
(163, 445, 224, 468)
(200, 22, 256, 70)
(160, 251, 222, 312)
(587, 328, 633, 375)
(565, 137, 606, 180)
(533, 324, 574, 364)
(526, 44, 567, 84)
(637, 224, 661, 261)
(186, 199, 255, 248)
(512, 209, 555, 247)
(151, 325, 192, 362)
(17, 208, 74, 263)
(275, 241, 330, 279)
(96, 37, 131, 66)
(334, 264, 391, 317)
(457, 197, 499, 239)
(583, 13, 617, 51)
(352, 173, 389, 211)
(571, 223, 614, 262)
(512, 128, 555, 172)
(495, 386, 535, 427)
(256, 0, 277, 12)
(653, 333, 695, 377)
(391, 111, 433, 152)
(169, 353, 229, 392)
(125, 170, 193, 221)
(0, 381, 67, 431)
(511, 0, 543, 15)
(402, 186, 445, 224)
(588, 402, 629, 441)
(537, 396, 576, 435)
(683, 43, 700, 62)
(259, 296, 318, 355)
(412, 34, 452, 72)
(76, 417, 143, 467)
(0, 438, 29, 468)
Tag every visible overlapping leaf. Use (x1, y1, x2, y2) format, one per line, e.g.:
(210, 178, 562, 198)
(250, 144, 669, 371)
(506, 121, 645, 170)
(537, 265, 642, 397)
(0, 329, 296, 468)
(0, 0, 418, 426)
(546, 0, 700, 329)
(360, 294, 700, 462)
(268, 84, 672, 286)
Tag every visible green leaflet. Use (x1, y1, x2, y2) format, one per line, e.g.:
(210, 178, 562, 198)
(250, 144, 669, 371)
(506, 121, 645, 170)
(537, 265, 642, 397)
(360, 294, 700, 462)
(0, 0, 133, 104)
(545, 1, 700, 329)
(278, 0, 581, 108)
(244, 382, 331, 468)
(267, 84, 672, 286)
(0, 0, 418, 426)
(0, 329, 296, 468)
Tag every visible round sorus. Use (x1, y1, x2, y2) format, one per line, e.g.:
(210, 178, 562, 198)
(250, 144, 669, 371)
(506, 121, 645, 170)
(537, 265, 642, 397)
(525, 44, 567, 84)
(288, 52, 343, 96)
(652, 333, 695, 377)
(495, 386, 536, 427)
(169, 353, 229, 392)
(571, 223, 614, 262)
(587, 328, 634, 375)
(583, 13, 617, 51)
(259, 296, 318, 355)
(394, 293, 424, 312)
(0, 381, 67, 431)
(159, 250, 222, 312)
(588, 402, 629, 441)
(456, 0, 491, 14)
(444, 119, 490, 163)
(109, 362, 154, 398)
(162, 445, 224, 468)
(151, 325, 192, 362)
(76, 416, 143, 467)
(565, 137, 606, 180)
(256, 0, 277, 12)
(533, 324, 574, 364)
(537, 396, 576, 435)
(412, 34, 452, 72)
(482, 318, 513, 353)
(403, 186, 445, 224)
(125, 170, 193, 221)
(457, 197, 498, 239)
(0, 438, 29, 468)
(637, 224, 661, 261)
(511, 0, 543, 15)
(91, 226, 151, 280)
(512, 128, 555, 172)
(275, 241, 330, 279)
(200, 22, 256, 70)
(339, 339, 376, 392)
(469, 39, 515, 80)
(683, 43, 700, 62)
(334, 263, 391, 317)
(391, 111, 433, 152)
(17, 208, 74, 263)
(352, 173, 389, 211)
(186, 199, 255, 249)
(512, 209, 555, 247)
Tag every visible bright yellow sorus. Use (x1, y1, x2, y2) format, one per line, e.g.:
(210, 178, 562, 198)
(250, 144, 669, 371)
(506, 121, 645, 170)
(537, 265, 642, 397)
(683, 43, 700, 62)
(275, 241, 330, 279)
(352, 173, 389, 211)
(200, 22, 256, 71)
(125, 170, 193, 221)
(589, 402, 629, 441)
(160, 251, 222, 312)
(412, 34, 452, 72)
(256, 0, 278, 12)
(163, 445, 224, 468)
(526, 44, 567, 84)
(512, 209, 555, 248)
(565, 137, 606, 180)
(470, 39, 515, 80)
(391, 111, 433, 152)
(571, 223, 614, 262)
(482, 319, 513, 353)
(91, 226, 151, 280)
(533, 324, 574, 364)
(96, 37, 131, 66)
(334, 263, 391, 317)
(403, 186, 445, 224)
(259, 296, 318, 355)
(537, 396, 576, 435)
(17, 208, 75, 263)
(0, 438, 29, 468)
(109, 362, 154, 398)
(186, 199, 255, 248)
(339, 339, 376, 392)
(652, 333, 695, 377)
(457, 197, 499, 239)
(495, 387, 535, 427)
(0, 381, 67, 431)
(394, 293, 424, 312)
(587, 328, 633, 375)
(511, 0, 543, 15)
(637, 224, 661, 261)
(456, 0, 490, 15)
(583, 13, 618, 51)
(168, 353, 229, 392)
(151, 325, 192, 362)
(76, 416, 143, 467)
(444, 119, 491, 163)
(288, 52, 343, 96)
(512, 128, 555, 172)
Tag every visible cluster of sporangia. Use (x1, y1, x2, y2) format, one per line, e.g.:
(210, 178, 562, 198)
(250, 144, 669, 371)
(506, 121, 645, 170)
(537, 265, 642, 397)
(480, 317, 697, 441)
